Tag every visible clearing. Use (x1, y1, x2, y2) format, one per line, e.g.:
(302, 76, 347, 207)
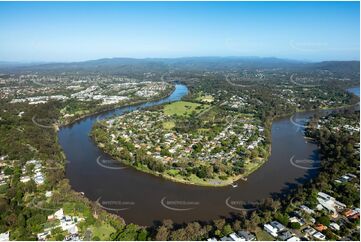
(163, 101, 208, 117)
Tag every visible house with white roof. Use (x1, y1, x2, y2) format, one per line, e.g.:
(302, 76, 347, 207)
(54, 208, 64, 220)
(312, 232, 326, 240)
(264, 224, 278, 237)
(0, 231, 9, 241)
(329, 222, 340, 231)
(264, 221, 287, 238)
(229, 232, 245, 241)
(37, 231, 51, 241)
(317, 192, 346, 214)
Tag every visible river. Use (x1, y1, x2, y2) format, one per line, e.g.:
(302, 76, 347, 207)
(59, 84, 359, 226)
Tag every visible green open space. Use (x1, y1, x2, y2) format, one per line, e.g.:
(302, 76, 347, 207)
(162, 121, 175, 130)
(163, 101, 208, 117)
(89, 222, 116, 240)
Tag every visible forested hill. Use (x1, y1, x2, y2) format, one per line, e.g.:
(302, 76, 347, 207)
(0, 57, 359, 75)
(307, 60, 360, 75)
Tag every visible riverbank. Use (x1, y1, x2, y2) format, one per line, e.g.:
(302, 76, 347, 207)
(57, 85, 176, 127)
(92, 125, 260, 187)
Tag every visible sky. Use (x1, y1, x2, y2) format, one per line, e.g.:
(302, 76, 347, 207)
(0, 1, 359, 62)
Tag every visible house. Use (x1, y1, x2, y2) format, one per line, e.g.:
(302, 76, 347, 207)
(314, 224, 327, 232)
(237, 230, 256, 241)
(0, 155, 8, 161)
(270, 221, 286, 232)
(278, 230, 293, 241)
(312, 232, 326, 240)
(34, 173, 44, 185)
(37, 231, 51, 241)
(229, 233, 245, 241)
(309, 217, 316, 224)
(207, 238, 218, 241)
(65, 224, 78, 235)
(289, 216, 304, 226)
(300, 205, 315, 214)
(20, 175, 31, 183)
(64, 233, 80, 241)
(302, 226, 317, 237)
(264, 224, 278, 237)
(344, 209, 360, 219)
(220, 236, 233, 241)
(348, 212, 360, 220)
(54, 208, 64, 220)
(317, 192, 346, 214)
(286, 236, 300, 241)
(329, 222, 340, 231)
(0, 231, 9, 241)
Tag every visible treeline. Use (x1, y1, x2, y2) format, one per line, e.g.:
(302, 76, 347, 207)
(305, 110, 360, 207)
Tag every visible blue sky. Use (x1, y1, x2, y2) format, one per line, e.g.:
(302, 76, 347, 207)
(0, 1, 359, 62)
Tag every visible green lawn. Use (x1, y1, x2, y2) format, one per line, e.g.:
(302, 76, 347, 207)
(63, 201, 92, 218)
(90, 222, 116, 240)
(166, 169, 180, 176)
(163, 101, 207, 116)
(162, 121, 175, 130)
(255, 228, 275, 241)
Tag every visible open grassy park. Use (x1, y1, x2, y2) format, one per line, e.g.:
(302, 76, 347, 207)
(163, 101, 209, 117)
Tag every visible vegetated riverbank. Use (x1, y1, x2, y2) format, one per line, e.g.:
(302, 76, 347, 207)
(94, 127, 269, 187)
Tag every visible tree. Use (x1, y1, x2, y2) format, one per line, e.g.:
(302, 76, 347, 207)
(170, 228, 187, 241)
(162, 219, 174, 229)
(274, 212, 289, 226)
(317, 216, 330, 226)
(289, 222, 301, 229)
(222, 224, 233, 236)
(232, 220, 242, 231)
(155, 226, 170, 241)
(184, 222, 208, 240)
(137, 228, 148, 241)
(245, 212, 261, 232)
(213, 218, 226, 231)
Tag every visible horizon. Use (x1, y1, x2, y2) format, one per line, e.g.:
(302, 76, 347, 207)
(0, 55, 360, 65)
(0, 1, 359, 62)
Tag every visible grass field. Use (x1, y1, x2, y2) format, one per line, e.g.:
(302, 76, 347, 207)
(90, 222, 116, 240)
(255, 228, 275, 241)
(163, 101, 208, 116)
(162, 121, 175, 130)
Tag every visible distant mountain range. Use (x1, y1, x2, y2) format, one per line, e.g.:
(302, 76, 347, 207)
(0, 57, 359, 75)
